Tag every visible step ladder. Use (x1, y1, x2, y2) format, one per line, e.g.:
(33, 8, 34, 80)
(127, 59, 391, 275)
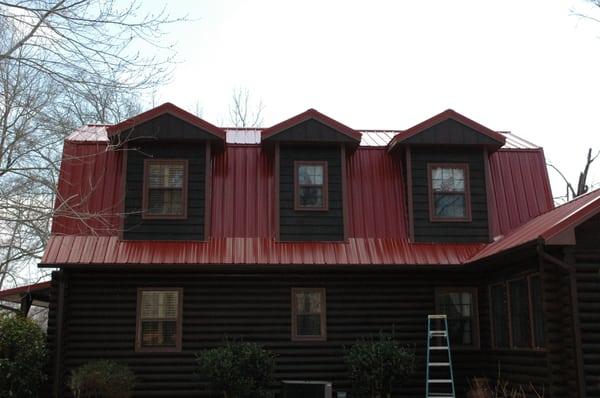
(425, 315, 455, 398)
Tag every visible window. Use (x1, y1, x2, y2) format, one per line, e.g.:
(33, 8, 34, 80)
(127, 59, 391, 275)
(492, 274, 545, 350)
(291, 288, 326, 341)
(136, 288, 182, 352)
(508, 278, 530, 348)
(529, 275, 545, 348)
(294, 161, 328, 210)
(428, 163, 470, 221)
(143, 160, 188, 218)
(489, 284, 509, 348)
(435, 288, 479, 348)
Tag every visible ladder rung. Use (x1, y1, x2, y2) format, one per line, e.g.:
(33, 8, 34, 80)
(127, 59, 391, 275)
(429, 346, 449, 350)
(427, 395, 455, 397)
(428, 362, 450, 366)
(428, 315, 447, 319)
(429, 332, 448, 336)
(428, 379, 453, 383)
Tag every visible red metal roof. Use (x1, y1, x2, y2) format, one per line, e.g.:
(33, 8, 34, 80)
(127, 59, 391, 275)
(261, 108, 362, 142)
(41, 236, 482, 266)
(387, 109, 507, 150)
(106, 102, 226, 140)
(0, 282, 51, 303)
(44, 108, 562, 266)
(471, 189, 600, 262)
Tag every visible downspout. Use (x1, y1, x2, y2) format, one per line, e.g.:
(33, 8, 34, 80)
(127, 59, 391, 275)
(537, 243, 586, 398)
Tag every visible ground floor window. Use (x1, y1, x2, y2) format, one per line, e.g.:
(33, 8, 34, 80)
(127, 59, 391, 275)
(435, 287, 479, 348)
(136, 288, 182, 352)
(291, 288, 326, 341)
(489, 274, 545, 350)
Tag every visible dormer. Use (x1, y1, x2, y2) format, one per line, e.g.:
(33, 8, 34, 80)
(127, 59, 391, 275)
(262, 109, 361, 242)
(389, 110, 506, 243)
(110, 103, 226, 241)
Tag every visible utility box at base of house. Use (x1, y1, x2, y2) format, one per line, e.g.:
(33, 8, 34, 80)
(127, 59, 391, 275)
(281, 380, 333, 398)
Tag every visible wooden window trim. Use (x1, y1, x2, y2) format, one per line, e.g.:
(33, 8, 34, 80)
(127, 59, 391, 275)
(427, 163, 472, 222)
(488, 282, 508, 349)
(434, 287, 480, 349)
(291, 288, 327, 342)
(293, 161, 329, 211)
(135, 287, 183, 353)
(142, 159, 189, 220)
(527, 273, 546, 350)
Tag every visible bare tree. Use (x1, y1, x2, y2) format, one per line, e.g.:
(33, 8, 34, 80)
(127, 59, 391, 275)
(0, 1, 186, 289)
(228, 87, 264, 128)
(548, 148, 599, 204)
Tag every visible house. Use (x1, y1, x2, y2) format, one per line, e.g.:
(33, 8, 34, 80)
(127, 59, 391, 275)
(3, 103, 599, 397)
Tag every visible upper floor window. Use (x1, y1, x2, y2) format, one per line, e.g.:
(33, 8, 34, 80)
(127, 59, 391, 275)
(294, 161, 328, 211)
(435, 287, 479, 348)
(428, 163, 471, 222)
(291, 288, 326, 341)
(136, 288, 182, 352)
(143, 160, 188, 219)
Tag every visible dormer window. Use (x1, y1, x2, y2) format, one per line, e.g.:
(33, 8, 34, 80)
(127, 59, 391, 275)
(294, 161, 328, 211)
(428, 163, 471, 222)
(143, 159, 188, 219)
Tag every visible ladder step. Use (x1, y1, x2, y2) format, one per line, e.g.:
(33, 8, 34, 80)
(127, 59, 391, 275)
(429, 346, 449, 350)
(428, 315, 447, 319)
(427, 395, 455, 397)
(428, 379, 453, 383)
(429, 332, 448, 336)
(428, 362, 450, 366)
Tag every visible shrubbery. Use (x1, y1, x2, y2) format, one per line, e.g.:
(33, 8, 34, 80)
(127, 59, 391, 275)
(196, 340, 276, 398)
(345, 332, 415, 398)
(69, 359, 136, 398)
(0, 314, 47, 398)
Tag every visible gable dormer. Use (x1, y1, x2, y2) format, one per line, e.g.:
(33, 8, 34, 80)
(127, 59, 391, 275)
(262, 109, 361, 242)
(389, 110, 505, 243)
(110, 103, 226, 241)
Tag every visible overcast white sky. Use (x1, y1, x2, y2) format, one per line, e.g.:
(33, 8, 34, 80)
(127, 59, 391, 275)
(147, 0, 600, 200)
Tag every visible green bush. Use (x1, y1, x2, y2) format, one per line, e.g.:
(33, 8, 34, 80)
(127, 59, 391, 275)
(0, 313, 47, 398)
(196, 340, 276, 398)
(69, 359, 136, 398)
(345, 333, 415, 398)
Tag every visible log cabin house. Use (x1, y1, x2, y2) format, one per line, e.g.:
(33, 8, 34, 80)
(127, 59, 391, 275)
(2, 103, 599, 397)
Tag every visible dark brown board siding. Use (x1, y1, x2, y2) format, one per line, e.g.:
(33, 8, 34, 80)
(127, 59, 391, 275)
(279, 145, 344, 241)
(45, 265, 561, 398)
(575, 214, 600, 398)
(411, 148, 489, 243)
(403, 119, 503, 147)
(266, 119, 356, 143)
(124, 142, 205, 241)
(119, 113, 221, 142)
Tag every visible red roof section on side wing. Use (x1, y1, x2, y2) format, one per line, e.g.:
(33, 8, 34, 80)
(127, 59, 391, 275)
(470, 189, 600, 262)
(261, 108, 362, 142)
(106, 102, 226, 140)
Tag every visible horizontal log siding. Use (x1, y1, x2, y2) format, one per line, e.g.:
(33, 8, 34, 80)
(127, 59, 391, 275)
(575, 214, 600, 397)
(42, 265, 565, 398)
(123, 142, 205, 241)
(411, 148, 489, 243)
(279, 145, 344, 241)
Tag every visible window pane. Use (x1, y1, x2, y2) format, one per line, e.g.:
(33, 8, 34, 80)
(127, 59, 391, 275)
(529, 276, 545, 347)
(509, 279, 530, 348)
(148, 163, 184, 188)
(298, 164, 324, 185)
(431, 167, 465, 193)
(295, 291, 322, 314)
(490, 284, 509, 348)
(434, 193, 466, 217)
(297, 314, 322, 336)
(437, 290, 474, 346)
(148, 189, 183, 215)
(141, 291, 179, 319)
(299, 186, 324, 208)
(141, 320, 177, 347)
